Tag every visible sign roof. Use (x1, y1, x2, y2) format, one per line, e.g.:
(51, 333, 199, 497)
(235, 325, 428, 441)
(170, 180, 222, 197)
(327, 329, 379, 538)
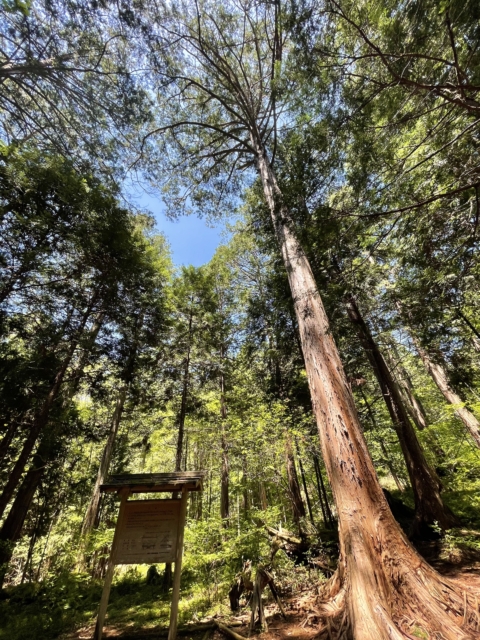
(100, 471, 205, 493)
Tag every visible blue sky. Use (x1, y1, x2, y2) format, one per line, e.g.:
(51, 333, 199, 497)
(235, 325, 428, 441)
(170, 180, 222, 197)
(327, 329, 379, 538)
(131, 191, 225, 267)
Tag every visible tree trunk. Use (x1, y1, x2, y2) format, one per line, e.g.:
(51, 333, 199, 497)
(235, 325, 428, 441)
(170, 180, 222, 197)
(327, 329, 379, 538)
(359, 387, 405, 493)
(312, 452, 332, 527)
(345, 295, 457, 534)
(241, 453, 249, 517)
(0, 302, 95, 520)
(255, 147, 475, 639)
(0, 421, 19, 468)
(66, 312, 105, 400)
(0, 436, 51, 585)
(414, 339, 480, 449)
(164, 313, 193, 591)
(220, 369, 229, 523)
(259, 482, 268, 511)
(285, 430, 305, 532)
(295, 437, 315, 526)
(176, 309, 193, 473)
(383, 342, 429, 430)
(81, 386, 128, 536)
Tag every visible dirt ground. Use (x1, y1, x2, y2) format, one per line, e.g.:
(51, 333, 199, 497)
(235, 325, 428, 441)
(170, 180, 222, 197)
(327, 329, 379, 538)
(67, 558, 480, 640)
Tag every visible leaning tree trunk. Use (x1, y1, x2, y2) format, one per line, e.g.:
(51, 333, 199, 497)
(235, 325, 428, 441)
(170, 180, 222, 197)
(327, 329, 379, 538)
(81, 386, 128, 536)
(0, 420, 19, 469)
(0, 301, 95, 520)
(345, 295, 457, 534)
(414, 338, 480, 449)
(383, 340, 429, 430)
(0, 432, 55, 585)
(255, 146, 477, 639)
(358, 387, 405, 493)
(0, 309, 104, 582)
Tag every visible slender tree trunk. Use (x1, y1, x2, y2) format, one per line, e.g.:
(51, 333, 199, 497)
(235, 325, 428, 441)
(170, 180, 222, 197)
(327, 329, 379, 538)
(295, 437, 315, 526)
(414, 339, 480, 448)
(219, 368, 229, 523)
(255, 147, 474, 638)
(241, 453, 249, 517)
(164, 312, 193, 592)
(176, 310, 193, 473)
(81, 387, 128, 536)
(313, 453, 328, 525)
(312, 452, 334, 528)
(456, 309, 480, 341)
(259, 482, 268, 510)
(0, 302, 95, 520)
(66, 312, 105, 400)
(0, 437, 50, 584)
(0, 421, 19, 468)
(359, 387, 405, 493)
(345, 295, 457, 533)
(383, 341, 429, 430)
(284, 430, 305, 532)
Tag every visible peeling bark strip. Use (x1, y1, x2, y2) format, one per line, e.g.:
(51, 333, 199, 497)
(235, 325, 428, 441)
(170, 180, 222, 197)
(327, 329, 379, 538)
(254, 145, 476, 639)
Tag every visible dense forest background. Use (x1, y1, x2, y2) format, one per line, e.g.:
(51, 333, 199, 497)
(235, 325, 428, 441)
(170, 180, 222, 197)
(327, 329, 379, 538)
(1, 0, 480, 638)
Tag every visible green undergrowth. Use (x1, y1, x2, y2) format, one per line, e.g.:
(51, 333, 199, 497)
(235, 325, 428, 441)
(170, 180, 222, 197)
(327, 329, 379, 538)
(0, 507, 313, 640)
(3, 494, 478, 640)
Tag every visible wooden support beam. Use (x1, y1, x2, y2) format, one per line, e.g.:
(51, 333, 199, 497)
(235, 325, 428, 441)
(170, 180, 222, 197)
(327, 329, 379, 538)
(168, 486, 188, 640)
(93, 488, 130, 640)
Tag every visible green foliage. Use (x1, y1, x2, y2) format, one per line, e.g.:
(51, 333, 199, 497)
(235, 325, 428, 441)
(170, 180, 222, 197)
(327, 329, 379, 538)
(1, 1, 480, 636)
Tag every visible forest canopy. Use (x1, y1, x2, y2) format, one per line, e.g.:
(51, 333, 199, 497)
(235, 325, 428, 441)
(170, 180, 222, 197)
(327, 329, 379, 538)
(1, 1, 480, 639)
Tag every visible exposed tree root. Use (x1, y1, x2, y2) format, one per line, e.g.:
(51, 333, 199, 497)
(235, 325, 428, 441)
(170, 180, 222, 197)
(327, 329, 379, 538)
(313, 525, 480, 640)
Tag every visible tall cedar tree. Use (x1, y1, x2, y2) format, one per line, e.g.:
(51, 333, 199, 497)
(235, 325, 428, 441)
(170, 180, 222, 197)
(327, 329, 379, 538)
(131, 2, 478, 637)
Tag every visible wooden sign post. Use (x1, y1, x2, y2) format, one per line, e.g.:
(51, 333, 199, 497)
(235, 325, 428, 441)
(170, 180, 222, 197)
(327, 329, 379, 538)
(92, 472, 204, 640)
(168, 487, 188, 640)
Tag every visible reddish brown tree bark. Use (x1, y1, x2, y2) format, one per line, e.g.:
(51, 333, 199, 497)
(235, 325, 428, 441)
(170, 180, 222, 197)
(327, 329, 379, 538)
(344, 295, 457, 534)
(254, 145, 476, 638)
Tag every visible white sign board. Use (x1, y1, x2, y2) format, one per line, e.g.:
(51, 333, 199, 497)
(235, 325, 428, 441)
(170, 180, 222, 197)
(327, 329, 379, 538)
(114, 499, 180, 564)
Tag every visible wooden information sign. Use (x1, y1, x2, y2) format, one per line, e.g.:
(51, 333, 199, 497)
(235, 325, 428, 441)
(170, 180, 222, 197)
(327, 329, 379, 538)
(115, 499, 180, 565)
(92, 471, 204, 640)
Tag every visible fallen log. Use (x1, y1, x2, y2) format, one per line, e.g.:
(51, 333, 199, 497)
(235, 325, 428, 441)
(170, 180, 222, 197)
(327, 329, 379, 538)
(215, 622, 247, 640)
(266, 525, 338, 571)
(147, 620, 244, 637)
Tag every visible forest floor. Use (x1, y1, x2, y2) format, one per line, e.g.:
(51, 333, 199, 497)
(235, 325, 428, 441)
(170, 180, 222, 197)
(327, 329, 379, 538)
(64, 555, 480, 640)
(3, 523, 480, 640)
